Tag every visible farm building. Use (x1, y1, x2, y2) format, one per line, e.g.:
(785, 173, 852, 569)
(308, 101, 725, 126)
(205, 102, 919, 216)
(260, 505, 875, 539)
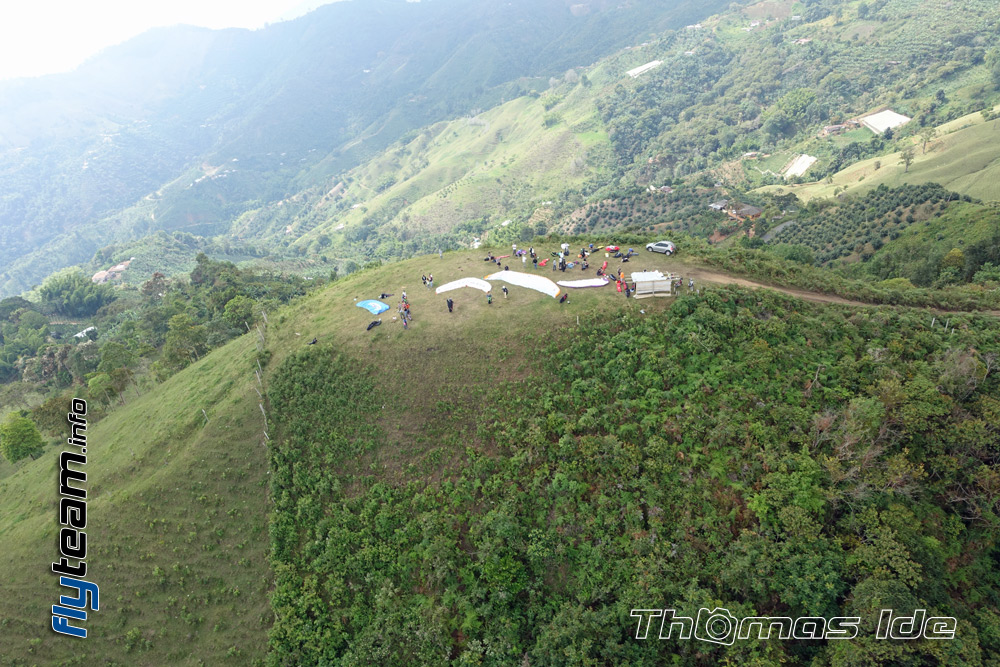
(626, 60, 662, 78)
(729, 204, 763, 220)
(860, 109, 911, 134)
(708, 200, 728, 211)
(631, 271, 673, 298)
(818, 120, 859, 137)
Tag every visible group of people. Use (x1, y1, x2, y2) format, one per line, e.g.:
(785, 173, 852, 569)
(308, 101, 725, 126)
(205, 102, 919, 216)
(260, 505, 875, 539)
(483, 253, 509, 269)
(671, 276, 695, 292)
(361, 243, 691, 333)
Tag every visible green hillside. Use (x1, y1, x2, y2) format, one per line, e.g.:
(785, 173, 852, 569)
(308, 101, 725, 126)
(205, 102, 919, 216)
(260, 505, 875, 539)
(757, 106, 1000, 203)
(837, 198, 1000, 288)
(289, 88, 613, 252)
(0, 334, 273, 664)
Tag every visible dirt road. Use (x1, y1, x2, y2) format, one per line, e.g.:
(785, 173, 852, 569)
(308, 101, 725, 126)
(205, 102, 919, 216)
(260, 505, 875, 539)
(658, 260, 1000, 317)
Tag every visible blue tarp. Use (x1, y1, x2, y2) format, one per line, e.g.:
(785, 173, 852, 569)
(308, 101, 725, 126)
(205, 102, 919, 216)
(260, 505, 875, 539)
(356, 300, 390, 315)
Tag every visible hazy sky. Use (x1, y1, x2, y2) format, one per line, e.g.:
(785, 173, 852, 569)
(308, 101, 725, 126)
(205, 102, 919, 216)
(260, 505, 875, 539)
(0, 0, 337, 81)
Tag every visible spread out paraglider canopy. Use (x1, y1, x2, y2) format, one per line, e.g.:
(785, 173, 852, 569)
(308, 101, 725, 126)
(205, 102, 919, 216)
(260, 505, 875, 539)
(435, 277, 492, 294)
(485, 270, 560, 298)
(356, 300, 390, 315)
(556, 278, 610, 288)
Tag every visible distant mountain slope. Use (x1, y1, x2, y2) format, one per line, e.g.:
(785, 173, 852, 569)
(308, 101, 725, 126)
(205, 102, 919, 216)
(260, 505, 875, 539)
(0, 0, 732, 296)
(4, 0, 1000, 298)
(225, 83, 615, 262)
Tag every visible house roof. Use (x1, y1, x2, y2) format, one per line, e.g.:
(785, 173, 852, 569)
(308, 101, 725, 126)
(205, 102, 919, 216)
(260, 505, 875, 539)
(736, 205, 763, 216)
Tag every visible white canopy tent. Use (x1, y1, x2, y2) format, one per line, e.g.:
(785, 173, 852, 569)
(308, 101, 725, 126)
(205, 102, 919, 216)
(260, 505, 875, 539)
(485, 270, 560, 298)
(631, 270, 672, 298)
(435, 277, 493, 294)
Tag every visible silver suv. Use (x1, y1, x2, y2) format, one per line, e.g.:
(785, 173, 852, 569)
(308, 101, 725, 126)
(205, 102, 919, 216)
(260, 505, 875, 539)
(645, 240, 676, 255)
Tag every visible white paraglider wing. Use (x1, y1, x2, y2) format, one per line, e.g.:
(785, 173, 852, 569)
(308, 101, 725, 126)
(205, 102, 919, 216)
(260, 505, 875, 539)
(435, 277, 493, 294)
(485, 270, 560, 298)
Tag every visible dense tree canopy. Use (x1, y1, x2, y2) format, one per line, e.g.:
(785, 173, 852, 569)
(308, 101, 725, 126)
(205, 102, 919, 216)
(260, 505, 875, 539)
(0, 413, 44, 463)
(38, 271, 114, 318)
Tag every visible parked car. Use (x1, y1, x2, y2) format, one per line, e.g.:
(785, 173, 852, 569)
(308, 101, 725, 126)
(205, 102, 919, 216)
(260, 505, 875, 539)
(645, 240, 676, 255)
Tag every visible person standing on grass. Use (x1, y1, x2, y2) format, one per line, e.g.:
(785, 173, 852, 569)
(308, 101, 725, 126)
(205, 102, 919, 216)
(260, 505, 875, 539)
(428, 274, 434, 289)
(422, 275, 427, 287)
(502, 285, 508, 299)
(625, 283, 632, 299)
(446, 298, 454, 313)
(533, 257, 538, 269)
(487, 291, 493, 305)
